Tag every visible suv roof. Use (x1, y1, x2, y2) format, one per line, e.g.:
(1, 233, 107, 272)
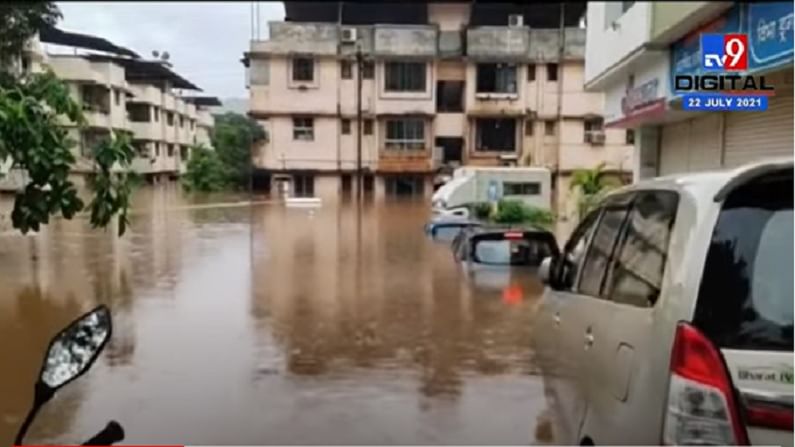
(610, 158, 793, 203)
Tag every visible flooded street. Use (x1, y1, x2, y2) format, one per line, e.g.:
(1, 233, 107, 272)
(0, 186, 551, 445)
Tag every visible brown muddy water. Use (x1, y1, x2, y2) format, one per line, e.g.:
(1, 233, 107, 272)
(0, 185, 552, 445)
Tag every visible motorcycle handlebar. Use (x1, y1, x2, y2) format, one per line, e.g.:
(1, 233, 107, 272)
(82, 420, 125, 446)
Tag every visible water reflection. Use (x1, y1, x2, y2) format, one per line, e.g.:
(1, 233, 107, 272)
(0, 188, 552, 445)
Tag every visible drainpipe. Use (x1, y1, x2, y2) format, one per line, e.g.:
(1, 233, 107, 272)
(336, 3, 343, 172)
(556, 2, 565, 172)
(356, 44, 363, 202)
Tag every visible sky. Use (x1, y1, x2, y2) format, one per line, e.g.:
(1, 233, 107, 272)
(54, 2, 285, 99)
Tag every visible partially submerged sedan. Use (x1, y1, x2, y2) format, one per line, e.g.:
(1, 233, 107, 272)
(451, 226, 560, 290)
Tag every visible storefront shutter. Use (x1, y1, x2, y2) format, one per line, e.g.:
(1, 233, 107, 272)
(724, 88, 794, 168)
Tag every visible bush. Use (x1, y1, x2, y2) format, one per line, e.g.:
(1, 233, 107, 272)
(472, 202, 492, 220)
(492, 199, 555, 229)
(181, 145, 229, 192)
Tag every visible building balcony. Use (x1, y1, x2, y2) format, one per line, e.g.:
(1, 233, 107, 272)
(129, 121, 162, 141)
(251, 22, 338, 56)
(467, 26, 530, 61)
(377, 149, 433, 173)
(373, 25, 437, 58)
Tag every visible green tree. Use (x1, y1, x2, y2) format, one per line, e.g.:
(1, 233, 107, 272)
(181, 144, 228, 192)
(211, 112, 265, 188)
(492, 199, 555, 229)
(0, 2, 134, 235)
(569, 162, 621, 221)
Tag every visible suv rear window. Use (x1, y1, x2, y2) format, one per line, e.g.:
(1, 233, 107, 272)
(472, 233, 557, 266)
(694, 170, 793, 351)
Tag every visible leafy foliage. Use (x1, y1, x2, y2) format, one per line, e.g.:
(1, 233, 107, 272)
(471, 199, 555, 228)
(492, 199, 555, 228)
(211, 112, 265, 188)
(181, 145, 229, 192)
(0, 2, 60, 65)
(0, 2, 134, 235)
(569, 162, 621, 220)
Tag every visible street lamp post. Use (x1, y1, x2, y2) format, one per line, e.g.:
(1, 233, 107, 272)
(355, 45, 363, 202)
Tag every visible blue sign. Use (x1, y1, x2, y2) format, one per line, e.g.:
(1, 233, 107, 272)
(487, 180, 501, 202)
(747, 2, 794, 68)
(669, 2, 794, 98)
(683, 94, 768, 112)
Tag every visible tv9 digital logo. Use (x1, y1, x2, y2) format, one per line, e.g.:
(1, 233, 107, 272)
(701, 33, 748, 71)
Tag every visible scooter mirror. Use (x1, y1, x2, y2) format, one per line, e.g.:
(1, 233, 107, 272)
(40, 306, 112, 390)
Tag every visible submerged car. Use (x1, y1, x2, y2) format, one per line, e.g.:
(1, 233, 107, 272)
(532, 158, 794, 446)
(451, 226, 559, 290)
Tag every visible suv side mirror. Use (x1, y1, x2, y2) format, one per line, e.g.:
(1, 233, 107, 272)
(538, 256, 553, 285)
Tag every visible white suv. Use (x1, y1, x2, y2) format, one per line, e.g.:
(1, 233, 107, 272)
(533, 159, 793, 446)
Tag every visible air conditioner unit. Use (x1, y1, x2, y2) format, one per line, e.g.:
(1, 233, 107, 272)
(341, 27, 357, 44)
(508, 14, 524, 27)
(590, 131, 606, 145)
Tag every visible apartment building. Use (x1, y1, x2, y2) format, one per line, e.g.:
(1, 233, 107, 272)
(585, 2, 793, 180)
(2, 25, 219, 189)
(244, 2, 633, 218)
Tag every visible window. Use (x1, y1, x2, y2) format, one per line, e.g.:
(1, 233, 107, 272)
(622, 1, 635, 13)
(341, 61, 353, 79)
(578, 201, 631, 297)
(153, 107, 159, 122)
(180, 115, 185, 128)
(341, 119, 351, 134)
(385, 62, 426, 92)
(475, 118, 516, 152)
(626, 129, 635, 145)
(527, 64, 536, 82)
(503, 182, 540, 196)
(127, 103, 150, 122)
(293, 117, 314, 140)
(363, 119, 373, 135)
(362, 61, 374, 79)
(436, 81, 464, 112)
(584, 117, 604, 142)
(476, 63, 517, 94)
(525, 120, 534, 136)
(604, 191, 679, 307)
(694, 171, 793, 351)
(155, 143, 161, 157)
(544, 120, 556, 136)
(190, 119, 195, 130)
(294, 174, 315, 197)
(114, 90, 121, 106)
(180, 145, 189, 160)
(546, 63, 558, 81)
(292, 57, 314, 82)
(554, 209, 601, 291)
(167, 144, 175, 157)
(167, 112, 174, 126)
(385, 118, 425, 151)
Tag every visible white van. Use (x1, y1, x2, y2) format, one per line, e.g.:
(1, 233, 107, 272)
(533, 158, 793, 446)
(431, 167, 551, 214)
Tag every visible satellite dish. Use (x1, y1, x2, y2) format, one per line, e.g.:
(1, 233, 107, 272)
(161, 51, 170, 61)
(152, 50, 160, 58)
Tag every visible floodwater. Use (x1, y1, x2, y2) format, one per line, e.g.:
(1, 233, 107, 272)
(0, 186, 552, 445)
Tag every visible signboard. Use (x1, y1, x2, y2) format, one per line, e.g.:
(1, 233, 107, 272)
(669, 2, 794, 98)
(487, 180, 501, 203)
(621, 78, 661, 116)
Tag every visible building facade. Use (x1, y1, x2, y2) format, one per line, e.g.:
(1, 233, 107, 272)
(1, 29, 219, 191)
(585, 1, 793, 180)
(245, 2, 633, 220)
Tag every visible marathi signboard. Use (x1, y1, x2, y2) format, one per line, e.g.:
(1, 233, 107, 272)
(669, 2, 794, 98)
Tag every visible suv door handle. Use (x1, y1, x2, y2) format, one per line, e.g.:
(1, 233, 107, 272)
(584, 327, 594, 349)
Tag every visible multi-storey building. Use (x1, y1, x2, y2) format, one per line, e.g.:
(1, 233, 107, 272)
(1, 25, 220, 189)
(244, 2, 633, 221)
(584, 2, 793, 180)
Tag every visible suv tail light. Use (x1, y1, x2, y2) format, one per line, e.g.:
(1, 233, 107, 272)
(663, 322, 749, 445)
